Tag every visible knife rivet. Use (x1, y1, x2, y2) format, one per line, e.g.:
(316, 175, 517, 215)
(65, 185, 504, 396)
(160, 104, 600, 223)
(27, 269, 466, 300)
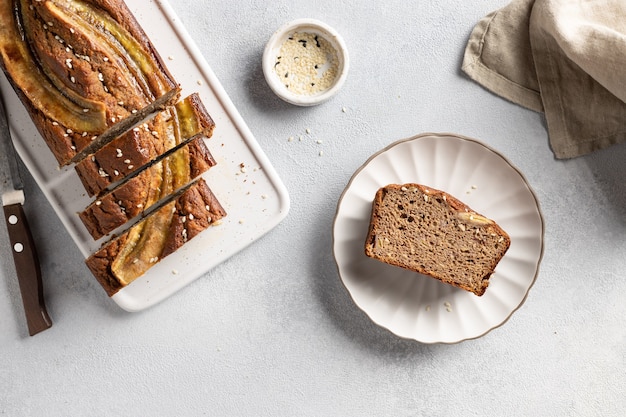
(13, 242, 24, 253)
(8, 215, 18, 225)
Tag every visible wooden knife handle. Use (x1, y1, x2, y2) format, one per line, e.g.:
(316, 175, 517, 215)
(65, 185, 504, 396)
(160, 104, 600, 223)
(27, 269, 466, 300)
(3, 202, 52, 336)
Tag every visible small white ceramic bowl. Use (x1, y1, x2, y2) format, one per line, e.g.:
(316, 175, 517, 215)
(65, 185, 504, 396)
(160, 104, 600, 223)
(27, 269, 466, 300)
(263, 19, 349, 106)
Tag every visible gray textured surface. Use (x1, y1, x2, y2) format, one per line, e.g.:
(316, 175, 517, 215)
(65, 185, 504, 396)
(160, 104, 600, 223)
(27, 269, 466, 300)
(1, 1, 625, 416)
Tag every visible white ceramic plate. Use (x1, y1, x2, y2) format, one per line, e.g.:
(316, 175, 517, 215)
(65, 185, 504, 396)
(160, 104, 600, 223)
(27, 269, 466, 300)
(333, 133, 544, 343)
(0, 0, 289, 311)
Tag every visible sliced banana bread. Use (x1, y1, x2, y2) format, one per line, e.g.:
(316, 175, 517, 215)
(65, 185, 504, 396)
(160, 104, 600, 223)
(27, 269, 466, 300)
(86, 178, 227, 296)
(79, 135, 217, 240)
(364, 183, 510, 296)
(0, 0, 180, 166)
(74, 93, 214, 197)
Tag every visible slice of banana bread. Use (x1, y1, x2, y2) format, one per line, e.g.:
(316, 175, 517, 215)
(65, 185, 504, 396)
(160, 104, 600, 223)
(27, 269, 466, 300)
(86, 178, 227, 296)
(79, 135, 217, 240)
(74, 93, 214, 197)
(364, 183, 510, 296)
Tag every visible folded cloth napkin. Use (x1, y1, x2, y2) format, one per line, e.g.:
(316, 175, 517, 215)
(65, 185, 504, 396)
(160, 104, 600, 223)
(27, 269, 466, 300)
(462, 0, 626, 159)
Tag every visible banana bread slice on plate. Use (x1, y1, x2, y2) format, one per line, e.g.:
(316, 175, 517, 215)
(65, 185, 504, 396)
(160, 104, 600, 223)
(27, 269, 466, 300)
(364, 183, 510, 296)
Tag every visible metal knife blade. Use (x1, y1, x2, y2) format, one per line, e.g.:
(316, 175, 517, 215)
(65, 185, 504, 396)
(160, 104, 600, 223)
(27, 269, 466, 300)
(0, 90, 52, 336)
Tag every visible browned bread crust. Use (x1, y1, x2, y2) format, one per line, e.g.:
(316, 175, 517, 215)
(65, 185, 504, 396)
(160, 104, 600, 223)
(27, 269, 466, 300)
(86, 178, 227, 296)
(79, 136, 216, 240)
(0, 0, 180, 166)
(364, 184, 511, 296)
(74, 93, 215, 197)
(2, 1, 227, 298)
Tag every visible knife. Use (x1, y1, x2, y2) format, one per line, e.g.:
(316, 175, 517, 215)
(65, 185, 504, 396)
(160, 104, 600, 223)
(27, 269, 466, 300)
(0, 92, 52, 336)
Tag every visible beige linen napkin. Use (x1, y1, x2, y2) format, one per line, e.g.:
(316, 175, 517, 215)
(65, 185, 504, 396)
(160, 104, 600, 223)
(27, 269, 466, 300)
(462, 0, 626, 159)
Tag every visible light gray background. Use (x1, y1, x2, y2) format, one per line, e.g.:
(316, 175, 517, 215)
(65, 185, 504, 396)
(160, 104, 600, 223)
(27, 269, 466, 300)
(2, 1, 625, 416)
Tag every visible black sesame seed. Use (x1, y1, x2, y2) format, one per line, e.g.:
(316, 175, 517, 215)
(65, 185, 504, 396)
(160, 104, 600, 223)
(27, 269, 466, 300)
(314, 35, 321, 47)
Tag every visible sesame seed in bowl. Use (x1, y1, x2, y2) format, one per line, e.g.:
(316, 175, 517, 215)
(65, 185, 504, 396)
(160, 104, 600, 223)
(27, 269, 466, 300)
(263, 19, 349, 106)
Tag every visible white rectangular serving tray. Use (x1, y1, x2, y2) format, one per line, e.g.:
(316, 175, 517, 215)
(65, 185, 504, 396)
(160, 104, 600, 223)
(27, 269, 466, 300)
(0, 0, 290, 311)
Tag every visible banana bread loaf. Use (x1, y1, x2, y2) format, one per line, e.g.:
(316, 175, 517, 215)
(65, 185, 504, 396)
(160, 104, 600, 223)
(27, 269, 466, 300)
(364, 184, 511, 296)
(0, 0, 180, 166)
(79, 135, 217, 240)
(86, 178, 227, 296)
(74, 93, 214, 197)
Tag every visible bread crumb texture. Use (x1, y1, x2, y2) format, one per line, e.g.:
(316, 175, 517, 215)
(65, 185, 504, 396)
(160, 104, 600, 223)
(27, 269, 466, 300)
(364, 184, 511, 296)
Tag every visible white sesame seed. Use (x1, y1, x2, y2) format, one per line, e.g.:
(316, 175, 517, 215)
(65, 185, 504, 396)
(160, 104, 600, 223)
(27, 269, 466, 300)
(127, 165, 134, 170)
(82, 132, 87, 137)
(52, 121, 59, 126)
(95, 201, 102, 206)
(83, 108, 89, 113)
(341, 106, 347, 112)
(131, 109, 138, 114)
(111, 117, 116, 123)
(123, 159, 130, 164)
(189, 214, 194, 220)
(70, 76, 76, 83)
(196, 79, 203, 85)
(306, 128, 311, 134)
(103, 57, 109, 62)
(113, 170, 119, 176)
(70, 28, 75, 34)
